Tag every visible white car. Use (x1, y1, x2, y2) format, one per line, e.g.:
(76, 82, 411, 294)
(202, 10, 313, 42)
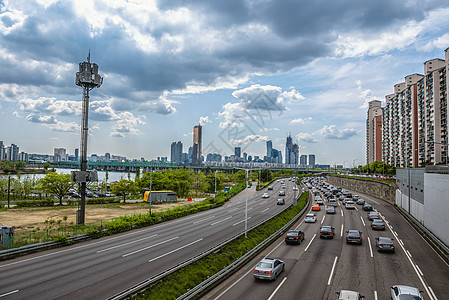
(304, 213, 317, 223)
(336, 290, 365, 300)
(345, 200, 355, 209)
(262, 193, 269, 198)
(390, 285, 423, 300)
(292, 186, 298, 191)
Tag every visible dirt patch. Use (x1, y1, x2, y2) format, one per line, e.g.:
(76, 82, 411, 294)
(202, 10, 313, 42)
(0, 201, 191, 233)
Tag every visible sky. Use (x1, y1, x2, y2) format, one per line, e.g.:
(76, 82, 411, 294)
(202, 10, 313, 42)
(1, 0, 449, 166)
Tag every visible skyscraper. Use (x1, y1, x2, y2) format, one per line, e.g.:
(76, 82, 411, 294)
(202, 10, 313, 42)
(6, 144, 19, 161)
(75, 148, 79, 161)
(170, 141, 183, 164)
(309, 154, 316, 167)
(266, 140, 272, 158)
(235, 147, 241, 158)
(285, 134, 299, 164)
(366, 100, 383, 164)
(192, 125, 202, 166)
(300, 154, 307, 166)
(0, 141, 5, 160)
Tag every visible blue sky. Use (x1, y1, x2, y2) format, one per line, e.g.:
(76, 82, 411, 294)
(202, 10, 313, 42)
(1, 0, 449, 165)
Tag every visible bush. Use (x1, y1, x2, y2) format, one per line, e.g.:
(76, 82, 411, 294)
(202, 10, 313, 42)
(15, 199, 55, 207)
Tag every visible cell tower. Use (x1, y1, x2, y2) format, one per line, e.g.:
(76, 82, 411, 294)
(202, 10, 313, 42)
(73, 51, 103, 225)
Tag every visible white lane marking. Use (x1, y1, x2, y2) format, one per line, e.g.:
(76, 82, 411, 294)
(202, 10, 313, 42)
(321, 215, 326, 224)
(394, 231, 398, 236)
(416, 264, 424, 276)
(267, 277, 288, 300)
(327, 256, 338, 285)
(370, 199, 380, 205)
(360, 216, 366, 227)
(399, 239, 404, 246)
(261, 208, 269, 213)
(355, 206, 358, 211)
(0, 290, 19, 297)
(97, 234, 158, 253)
(247, 207, 253, 211)
(304, 234, 316, 252)
(340, 224, 344, 237)
(122, 236, 179, 257)
(406, 250, 412, 258)
(367, 237, 373, 258)
(233, 217, 251, 226)
(341, 209, 344, 217)
(193, 215, 216, 224)
(374, 290, 378, 300)
(428, 286, 438, 300)
(148, 238, 203, 263)
(211, 216, 233, 226)
(383, 216, 435, 300)
(227, 208, 240, 213)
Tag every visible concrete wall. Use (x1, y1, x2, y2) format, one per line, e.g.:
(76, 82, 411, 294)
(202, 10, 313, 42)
(326, 175, 395, 204)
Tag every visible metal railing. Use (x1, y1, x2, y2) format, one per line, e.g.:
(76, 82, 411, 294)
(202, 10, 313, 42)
(107, 192, 308, 300)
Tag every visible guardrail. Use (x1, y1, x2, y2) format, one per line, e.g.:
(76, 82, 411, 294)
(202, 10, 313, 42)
(396, 205, 449, 257)
(107, 191, 308, 300)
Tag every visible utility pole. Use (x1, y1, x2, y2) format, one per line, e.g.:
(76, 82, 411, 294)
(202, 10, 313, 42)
(149, 169, 153, 216)
(73, 51, 102, 225)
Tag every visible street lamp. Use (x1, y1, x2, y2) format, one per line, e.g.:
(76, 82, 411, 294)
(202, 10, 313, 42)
(235, 167, 250, 238)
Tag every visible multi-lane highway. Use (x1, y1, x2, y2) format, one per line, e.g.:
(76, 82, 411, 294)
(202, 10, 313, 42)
(0, 179, 298, 299)
(204, 178, 449, 300)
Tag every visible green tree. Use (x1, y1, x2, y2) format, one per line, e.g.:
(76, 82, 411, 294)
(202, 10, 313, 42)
(110, 179, 139, 203)
(39, 172, 75, 205)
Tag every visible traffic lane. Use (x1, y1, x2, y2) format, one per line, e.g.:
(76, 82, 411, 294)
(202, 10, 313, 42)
(348, 189, 449, 299)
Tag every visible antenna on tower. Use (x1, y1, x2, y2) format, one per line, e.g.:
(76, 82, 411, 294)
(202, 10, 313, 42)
(87, 49, 91, 63)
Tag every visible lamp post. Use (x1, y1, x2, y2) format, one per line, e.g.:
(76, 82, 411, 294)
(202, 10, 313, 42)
(235, 167, 250, 238)
(214, 170, 217, 196)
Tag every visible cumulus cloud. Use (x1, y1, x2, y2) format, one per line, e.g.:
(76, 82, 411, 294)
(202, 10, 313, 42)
(296, 132, 318, 143)
(229, 134, 268, 145)
(316, 125, 358, 140)
(25, 113, 57, 124)
(110, 112, 146, 137)
(44, 121, 79, 133)
(291, 117, 312, 125)
(199, 116, 211, 125)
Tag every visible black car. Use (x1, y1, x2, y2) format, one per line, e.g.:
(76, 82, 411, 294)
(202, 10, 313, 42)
(285, 230, 305, 245)
(371, 219, 385, 230)
(346, 230, 363, 244)
(363, 203, 373, 211)
(320, 226, 335, 239)
(376, 237, 395, 252)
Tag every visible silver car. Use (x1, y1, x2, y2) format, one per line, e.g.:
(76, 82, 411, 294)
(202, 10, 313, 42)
(253, 258, 285, 280)
(390, 285, 423, 300)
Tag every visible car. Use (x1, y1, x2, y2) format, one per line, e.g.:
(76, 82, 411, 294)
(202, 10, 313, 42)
(262, 193, 269, 198)
(253, 258, 285, 281)
(328, 199, 338, 207)
(345, 200, 355, 209)
(371, 219, 385, 230)
(279, 190, 286, 196)
(277, 198, 285, 205)
(356, 198, 365, 205)
(367, 211, 380, 221)
(311, 204, 321, 211)
(375, 236, 395, 252)
(282, 185, 286, 189)
(316, 199, 324, 205)
(339, 195, 345, 201)
(320, 226, 335, 239)
(390, 285, 423, 300)
(326, 206, 336, 214)
(346, 230, 363, 244)
(353, 195, 360, 200)
(336, 290, 365, 300)
(292, 186, 298, 191)
(285, 230, 305, 244)
(362, 203, 373, 211)
(305, 213, 317, 223)
(268, 186, 273, 190)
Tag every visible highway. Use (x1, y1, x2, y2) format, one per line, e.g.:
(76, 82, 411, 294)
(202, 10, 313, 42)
(204, 179, 449, 300)
(0, 179, 298, 299)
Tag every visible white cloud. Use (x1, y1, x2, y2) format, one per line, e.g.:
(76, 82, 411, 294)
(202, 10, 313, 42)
(296, 132, 318, 143)
(229, 134, 268, 145)
(25, 113, 57, 124)
(316, 125, 358, 140)
(44, 121, 79, 133)
(199, 116, 211, 125)
(110, 112, 145, 137)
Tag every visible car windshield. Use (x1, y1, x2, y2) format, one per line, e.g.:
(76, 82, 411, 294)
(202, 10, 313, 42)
(348, 231, 360, 236)
(321, 227, 332, 232)
(287, 231, 298, 236)
(373, 220, 384, 224)
(306, 214, 314, 218)
(397, 295, 422, 300)
(379, 237, 392, 243)
(257, 262, 272, 269)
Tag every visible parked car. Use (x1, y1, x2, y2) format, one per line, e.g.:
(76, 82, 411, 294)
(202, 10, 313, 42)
(277, 198, 285, 205)
(336, 290, 365, 300)
(320, 226, 335, 239)
(326, 206, 336, 214)
(253, 258, 285, 281)
(346, 230, 363, 244)
(356, 198, 365, 205)
(362, 203, 373, 211)
(262, 193, 269, 198)
(390, 285, 423, 300)
(285, 230, 305, 245)
(375, 237, 395, 252)
(312, 204, 321, 211)
(305, 213, 317, 223)
(345, 200, 355, 209)
(371, 219, 385, 230)
(367, 211, 381, 221)
(279, 190, 286, 196)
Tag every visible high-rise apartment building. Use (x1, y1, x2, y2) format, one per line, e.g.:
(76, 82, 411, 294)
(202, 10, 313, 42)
(192, 125, 202, 166)
(234, 147, 241, 158)
(54, 148, 67, 161)
(366, 100, 383, 164)
(300, 154, 307, 166)
(309, 154, 316, 167)
(381, 48, 448, 167)
(0, 141, 5, 160)
(6, 144, 19, 161)
(170, 141, 183, 163)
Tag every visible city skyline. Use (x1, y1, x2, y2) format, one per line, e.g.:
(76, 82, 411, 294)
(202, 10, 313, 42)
(1, 2, 449, 165)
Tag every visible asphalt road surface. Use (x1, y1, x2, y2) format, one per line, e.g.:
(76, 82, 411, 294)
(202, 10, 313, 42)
(0, 179, 299, 299)
(204, 180, 449, 300)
